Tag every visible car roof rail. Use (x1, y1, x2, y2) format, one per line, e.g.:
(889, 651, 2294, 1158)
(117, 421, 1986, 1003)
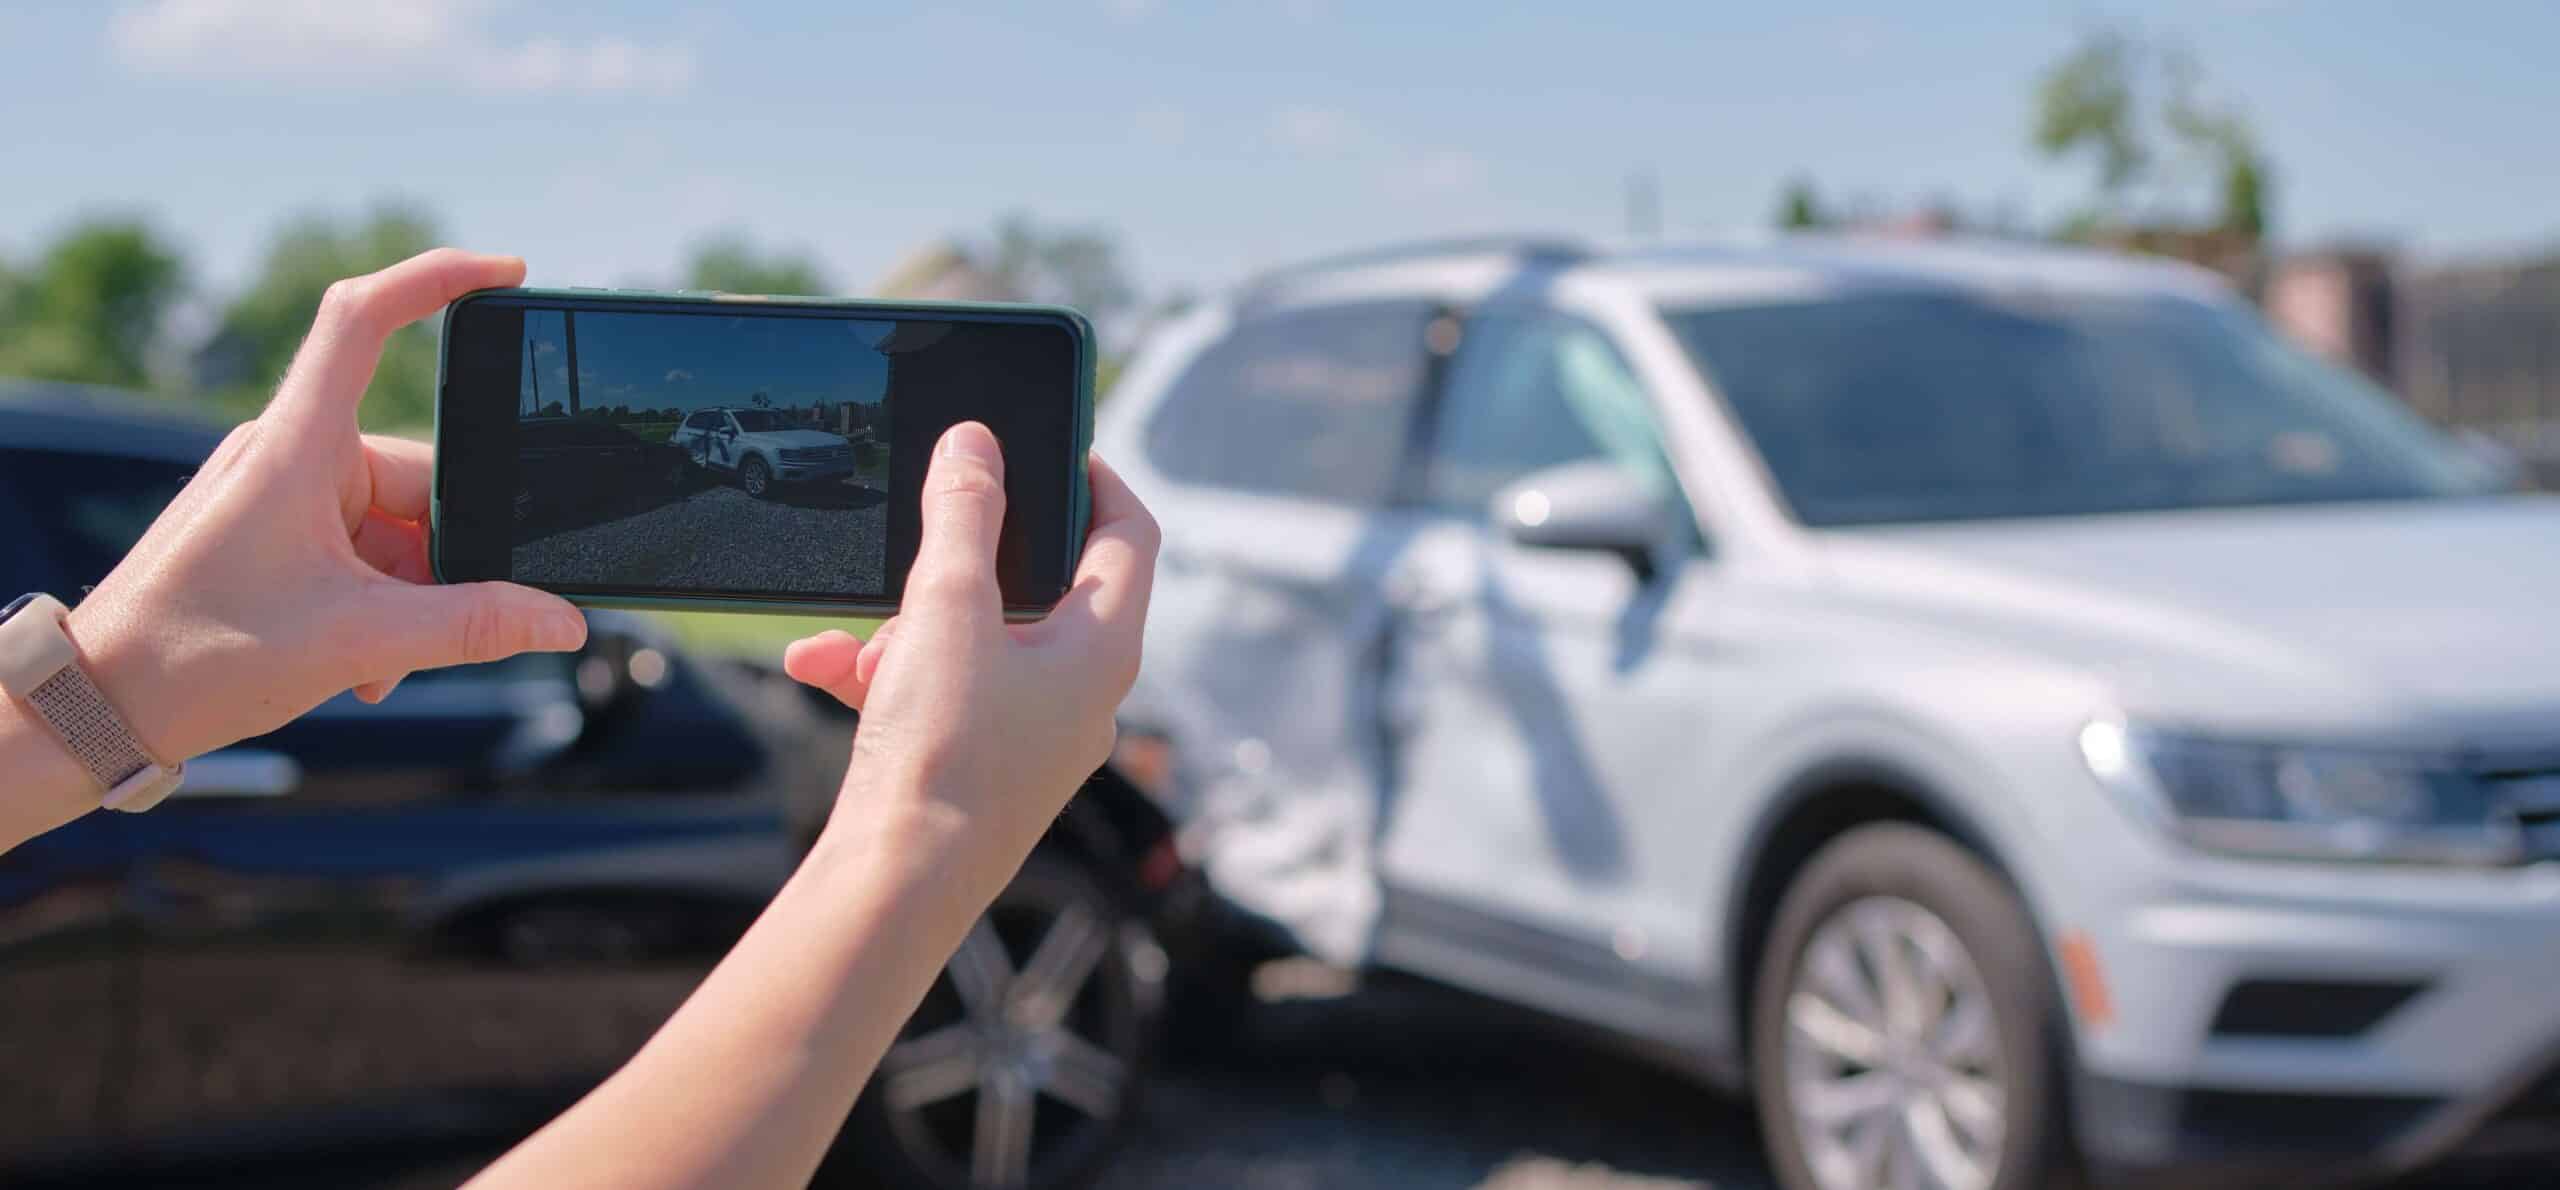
(1235, 235, 1592, 307)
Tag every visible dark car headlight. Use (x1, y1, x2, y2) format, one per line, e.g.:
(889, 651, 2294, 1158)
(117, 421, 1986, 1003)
(2080, 718, 2522, 865)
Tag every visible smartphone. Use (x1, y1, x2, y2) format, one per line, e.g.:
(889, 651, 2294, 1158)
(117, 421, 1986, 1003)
(432, 288, 1093, 617)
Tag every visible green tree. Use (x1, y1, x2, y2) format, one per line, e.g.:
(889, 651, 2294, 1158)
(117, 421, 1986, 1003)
(2033, 30, 2147, 215)
(2031, 29, 2273, 244)
(211, 205, 440, 427)
(1775, 176, 1827, 230)
(683, 234, 833, 296)
(2162, 52, 2273, 240)
(2219, 153, 2269, 241)
(0, 217, 186, 388)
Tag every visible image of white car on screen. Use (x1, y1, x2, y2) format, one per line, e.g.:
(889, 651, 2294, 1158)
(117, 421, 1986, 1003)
(672, 405, 867, 500)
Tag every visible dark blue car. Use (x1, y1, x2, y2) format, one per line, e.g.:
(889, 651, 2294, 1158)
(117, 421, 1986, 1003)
(0, 383, 1192, 1190)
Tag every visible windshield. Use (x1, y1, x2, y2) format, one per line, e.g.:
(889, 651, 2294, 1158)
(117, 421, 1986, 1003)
(1665, 292, 2492, 527)
(728, 410, 789, 432)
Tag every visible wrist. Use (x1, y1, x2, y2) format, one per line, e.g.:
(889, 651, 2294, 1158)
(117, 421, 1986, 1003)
(0, 690, 105, 842)
(814, 765, 1022, 915)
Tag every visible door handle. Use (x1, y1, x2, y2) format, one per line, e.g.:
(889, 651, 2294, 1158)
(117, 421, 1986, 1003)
(171, 749, 302, 799)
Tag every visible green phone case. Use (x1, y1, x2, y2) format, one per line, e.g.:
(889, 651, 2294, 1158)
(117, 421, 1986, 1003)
(430, 287, 1095, 621)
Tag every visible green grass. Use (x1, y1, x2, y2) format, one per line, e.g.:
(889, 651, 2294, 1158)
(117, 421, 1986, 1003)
(624, 420, 680, 443)
(651, 609, 878, 662)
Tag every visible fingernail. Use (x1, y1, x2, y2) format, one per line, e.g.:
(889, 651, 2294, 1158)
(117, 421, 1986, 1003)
(940, 421, 1001, 467)
(546, 608, 587, 649)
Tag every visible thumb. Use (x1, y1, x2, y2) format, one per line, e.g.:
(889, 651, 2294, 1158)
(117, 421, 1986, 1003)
(384, 580, 588, 674)
(906, 422, 1006, 611)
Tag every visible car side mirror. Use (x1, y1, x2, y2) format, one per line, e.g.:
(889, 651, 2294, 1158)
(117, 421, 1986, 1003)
(1492, 460, 1676, 579)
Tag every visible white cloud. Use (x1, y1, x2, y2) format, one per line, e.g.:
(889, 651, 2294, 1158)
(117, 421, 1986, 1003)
(1268, 104, 1368, 154)
(107, 0, 696, 95)
(1104, 0, 1158, 22)
(665, 368, 694, 383)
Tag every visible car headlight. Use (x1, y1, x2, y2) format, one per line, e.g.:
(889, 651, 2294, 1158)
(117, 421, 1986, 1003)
(2080, 718, 2521, 865)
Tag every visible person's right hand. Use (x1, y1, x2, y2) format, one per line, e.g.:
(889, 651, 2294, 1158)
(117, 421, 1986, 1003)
(783, 422, 1158, 899)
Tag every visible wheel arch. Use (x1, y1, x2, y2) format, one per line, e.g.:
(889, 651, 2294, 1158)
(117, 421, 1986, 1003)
(1718, 753, 2052, 1076)
(1040, 763, 1182, 911)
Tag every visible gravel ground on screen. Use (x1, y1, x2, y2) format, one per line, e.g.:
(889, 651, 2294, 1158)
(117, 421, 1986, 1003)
(513, 478, 886, 597)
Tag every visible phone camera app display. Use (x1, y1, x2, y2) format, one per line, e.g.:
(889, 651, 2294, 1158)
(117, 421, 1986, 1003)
(509, 309, 895, 597)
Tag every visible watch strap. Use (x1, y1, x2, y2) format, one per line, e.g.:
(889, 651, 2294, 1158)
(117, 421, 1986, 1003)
(0, 594, 185, 812)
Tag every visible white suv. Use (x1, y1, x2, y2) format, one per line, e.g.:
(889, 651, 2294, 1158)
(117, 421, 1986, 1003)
(1098, 236, 2560, 1190)
(670, 406, 859, 498)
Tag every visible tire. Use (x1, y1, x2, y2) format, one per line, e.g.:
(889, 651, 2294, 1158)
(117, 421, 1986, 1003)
(822, 853, 1151, 1190)
(741, 456, 773, 499)
(1752, 824, 2072, 1190)
(1155, 943, 1257, 1066)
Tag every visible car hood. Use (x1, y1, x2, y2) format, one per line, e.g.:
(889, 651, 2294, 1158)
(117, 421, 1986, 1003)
(1810, 495, 2560, 738)
(746, 429, 848, 448)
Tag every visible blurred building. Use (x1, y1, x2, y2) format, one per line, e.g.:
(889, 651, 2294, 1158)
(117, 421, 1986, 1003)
(2268, 247, 2560, 485)
(872, 240, 1019, 303)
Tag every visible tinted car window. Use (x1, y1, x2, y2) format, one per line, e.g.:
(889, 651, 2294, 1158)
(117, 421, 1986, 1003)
(1, 447, 197, 593)
(1425, 311, 1683, 516)
(1144, 301, 1436, 504)
(684, 411, 721, 430)
(1667, 293, 2489, 526)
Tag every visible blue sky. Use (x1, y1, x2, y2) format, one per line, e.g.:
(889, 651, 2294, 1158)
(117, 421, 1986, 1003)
(525, 309, 891, 416)
(4, 0, 2554, 307)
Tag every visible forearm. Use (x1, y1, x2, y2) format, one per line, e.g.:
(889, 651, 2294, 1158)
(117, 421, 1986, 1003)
(0, 696, 111, 854)
(466, 785, 1001, 1190)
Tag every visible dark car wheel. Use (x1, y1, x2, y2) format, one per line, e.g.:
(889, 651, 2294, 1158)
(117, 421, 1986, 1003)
(824, 852, 1152, 1190)
(741, 456, 773, 499)
(1753, 824, 2073, 1190)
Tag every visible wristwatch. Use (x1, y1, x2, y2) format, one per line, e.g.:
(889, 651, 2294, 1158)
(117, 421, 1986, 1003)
(0, 593, 185, 812)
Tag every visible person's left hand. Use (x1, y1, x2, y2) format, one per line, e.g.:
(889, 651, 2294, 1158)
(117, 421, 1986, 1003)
(65, 248, 589, 765)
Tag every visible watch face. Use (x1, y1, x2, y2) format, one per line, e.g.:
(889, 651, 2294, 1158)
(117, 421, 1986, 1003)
(0, 593, 38, 625)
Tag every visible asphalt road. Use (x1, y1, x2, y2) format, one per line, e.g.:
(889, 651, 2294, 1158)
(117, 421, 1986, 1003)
(170, 969, 2547, 1189)
(513, 471, 887, 596)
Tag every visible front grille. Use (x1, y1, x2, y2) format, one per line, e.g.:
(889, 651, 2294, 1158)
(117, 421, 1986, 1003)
(780, 445, 851, 464)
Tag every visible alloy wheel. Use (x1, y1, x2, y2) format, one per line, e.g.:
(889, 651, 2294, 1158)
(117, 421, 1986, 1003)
(873, 878, 1136, 1189)
(1783, 895, 2007, 1190)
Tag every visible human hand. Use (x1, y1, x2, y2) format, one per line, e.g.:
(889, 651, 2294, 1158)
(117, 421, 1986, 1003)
(784, 422, 1158, 896)
(66, 249, 588, 765)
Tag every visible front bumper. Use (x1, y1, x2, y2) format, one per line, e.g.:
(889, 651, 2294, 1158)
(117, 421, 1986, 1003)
(773, 457, 856, 482)
(2073, 862, 2560, 1183)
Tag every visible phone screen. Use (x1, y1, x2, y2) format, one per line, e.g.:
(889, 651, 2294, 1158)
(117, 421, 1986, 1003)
(436, 293, 1085, 610)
